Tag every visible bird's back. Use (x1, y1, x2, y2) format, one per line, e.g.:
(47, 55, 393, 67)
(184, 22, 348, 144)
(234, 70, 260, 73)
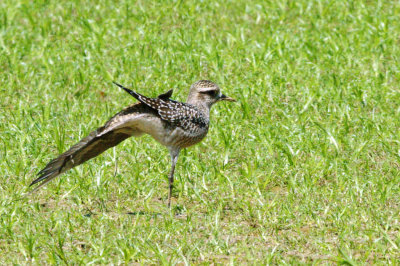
(112, 83, 210, 149)
(133, 100, 210, 149)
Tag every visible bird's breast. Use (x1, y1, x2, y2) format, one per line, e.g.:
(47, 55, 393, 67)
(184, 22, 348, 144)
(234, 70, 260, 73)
(165, 126, 209, 148)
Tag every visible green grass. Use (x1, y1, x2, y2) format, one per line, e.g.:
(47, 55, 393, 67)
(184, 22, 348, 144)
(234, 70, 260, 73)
(1, 0, 400, 263)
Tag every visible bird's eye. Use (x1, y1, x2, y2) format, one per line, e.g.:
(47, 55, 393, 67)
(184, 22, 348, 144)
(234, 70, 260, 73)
(206, 90, 217, 97)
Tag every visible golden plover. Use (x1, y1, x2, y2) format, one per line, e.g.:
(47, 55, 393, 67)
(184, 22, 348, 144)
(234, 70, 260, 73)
(30, 80, 235, 207)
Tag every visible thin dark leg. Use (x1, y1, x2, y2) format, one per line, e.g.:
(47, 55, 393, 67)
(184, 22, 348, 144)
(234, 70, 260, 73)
(168, 163, 176, 208)
(168, 148, 180, 208)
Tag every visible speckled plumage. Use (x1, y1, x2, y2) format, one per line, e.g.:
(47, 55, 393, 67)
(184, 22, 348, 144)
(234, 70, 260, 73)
(29, 80, 235, 207)
(113, 82, 209, 136)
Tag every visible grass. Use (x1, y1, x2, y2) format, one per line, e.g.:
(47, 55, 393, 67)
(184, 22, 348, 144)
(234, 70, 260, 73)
(1, 0, 400, 263)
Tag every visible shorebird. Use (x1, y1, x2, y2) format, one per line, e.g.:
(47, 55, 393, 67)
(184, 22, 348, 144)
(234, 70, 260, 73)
(29, 80, 235, 207)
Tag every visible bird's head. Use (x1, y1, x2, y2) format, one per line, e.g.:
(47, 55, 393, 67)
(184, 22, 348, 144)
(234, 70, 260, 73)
(187, 80, 235, 108)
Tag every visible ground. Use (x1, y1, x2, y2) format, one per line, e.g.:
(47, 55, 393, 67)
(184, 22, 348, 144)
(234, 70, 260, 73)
(0, 0, 399, 264)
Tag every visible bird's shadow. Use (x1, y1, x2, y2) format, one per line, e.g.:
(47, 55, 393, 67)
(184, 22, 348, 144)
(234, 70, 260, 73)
(126, 211, 161, 216)
(83, 210, 162, 218)
(127, 210, 186, 219)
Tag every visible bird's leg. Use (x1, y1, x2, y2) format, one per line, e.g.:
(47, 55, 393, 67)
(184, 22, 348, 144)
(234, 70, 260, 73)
(167, 162, 176, 208)
(168, 148, 180, 208)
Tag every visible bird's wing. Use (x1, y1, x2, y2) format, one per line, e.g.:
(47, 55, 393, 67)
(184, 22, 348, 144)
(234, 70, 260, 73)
(29, 103, 155, 193)
(113, 82, 206, 129)
(113, 82, 173, 111)
(157, 89, 173, 100)
(112, 82, 173, 100)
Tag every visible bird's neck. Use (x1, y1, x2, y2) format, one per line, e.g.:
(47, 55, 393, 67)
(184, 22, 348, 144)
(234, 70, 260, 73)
(187, 99, 211, 120)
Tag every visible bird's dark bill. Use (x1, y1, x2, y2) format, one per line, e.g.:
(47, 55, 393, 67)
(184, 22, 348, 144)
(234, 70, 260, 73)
(219, 94, 236, 102)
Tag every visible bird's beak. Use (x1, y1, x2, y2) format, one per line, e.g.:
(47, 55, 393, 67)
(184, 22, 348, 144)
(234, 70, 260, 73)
(219, 94, 236, 102)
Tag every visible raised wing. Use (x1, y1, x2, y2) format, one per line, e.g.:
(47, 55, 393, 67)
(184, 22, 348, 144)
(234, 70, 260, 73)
(157, 89, 173, 100)
(113, 82, 207, 130)
(29, 103, 153, 193)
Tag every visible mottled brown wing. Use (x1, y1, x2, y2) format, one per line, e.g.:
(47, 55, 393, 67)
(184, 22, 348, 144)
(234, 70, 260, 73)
(29, 103, 154, 193)
(157, 89, 173, 100)
(30, 128, 131, 189)
(113, 82, 206, 130)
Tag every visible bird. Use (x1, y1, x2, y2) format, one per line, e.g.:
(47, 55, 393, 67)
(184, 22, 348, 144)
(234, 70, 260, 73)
(29, 80, 235, 207)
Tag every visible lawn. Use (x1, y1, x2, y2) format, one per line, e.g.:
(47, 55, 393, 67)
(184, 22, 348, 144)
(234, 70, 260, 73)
(0, 0, 399, 263)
